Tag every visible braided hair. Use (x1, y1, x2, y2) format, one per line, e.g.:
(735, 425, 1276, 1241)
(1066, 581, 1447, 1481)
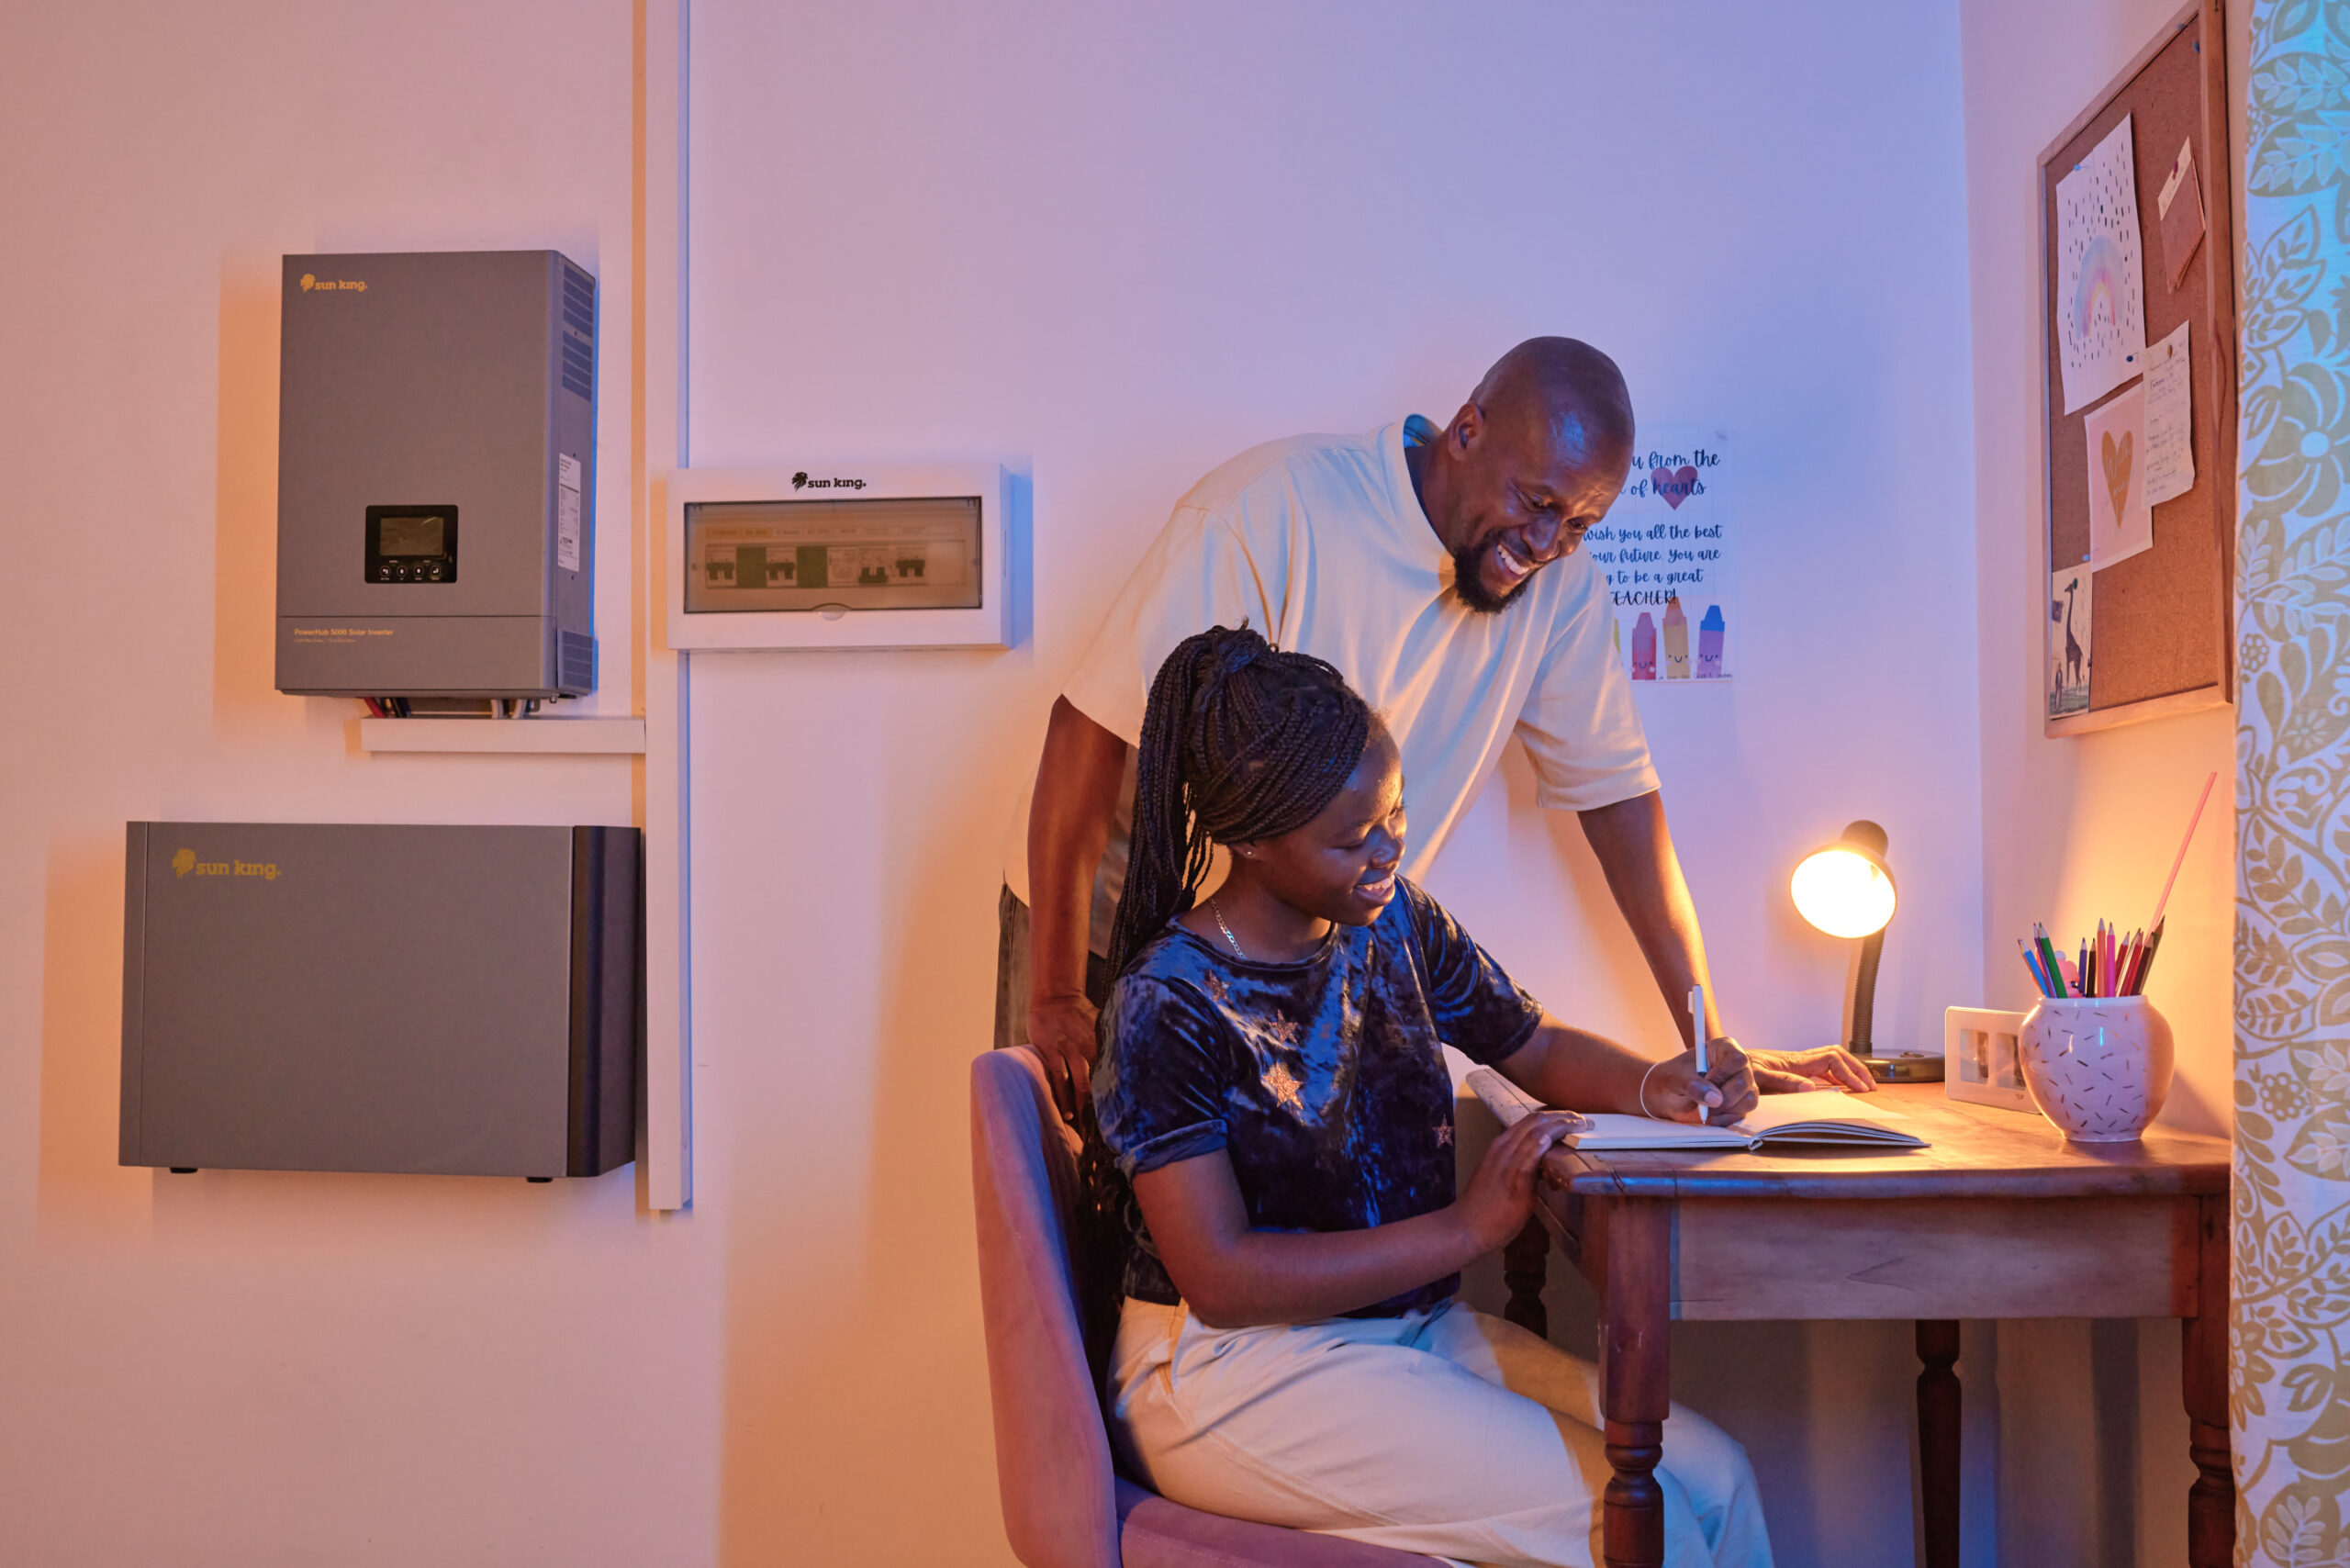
(1069, 627, 1373, 1378)
(1105, 626, 1375, 976)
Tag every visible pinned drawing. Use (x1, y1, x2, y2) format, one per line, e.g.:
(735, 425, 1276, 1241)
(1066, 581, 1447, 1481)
(2055, 117, 2149, 414)
(2084, 383, 2154, 567)
(2049, 565, 2093, 717)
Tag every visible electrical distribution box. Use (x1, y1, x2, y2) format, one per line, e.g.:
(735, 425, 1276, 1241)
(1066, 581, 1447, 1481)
(120, 823, 641, 1181)
(668, 462, 1011, 650)
(274, 251, 598, 700)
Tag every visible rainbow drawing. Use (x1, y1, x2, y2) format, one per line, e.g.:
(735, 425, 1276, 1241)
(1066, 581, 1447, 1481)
(2073, 234, 2125, 340)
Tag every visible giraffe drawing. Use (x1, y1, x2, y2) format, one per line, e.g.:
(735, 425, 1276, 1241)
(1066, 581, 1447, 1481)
(2062, 577, 2084, 688)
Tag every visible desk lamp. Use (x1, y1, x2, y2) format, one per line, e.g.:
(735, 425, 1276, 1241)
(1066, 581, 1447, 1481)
(1790, 820, 1942, 1083)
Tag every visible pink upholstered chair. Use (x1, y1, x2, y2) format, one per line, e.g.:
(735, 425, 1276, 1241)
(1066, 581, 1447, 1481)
(970, 1047, 1445, 1568)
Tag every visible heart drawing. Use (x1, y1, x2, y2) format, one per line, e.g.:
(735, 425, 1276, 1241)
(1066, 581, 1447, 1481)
(2100, 430, 2134, 527)
(1652, 465, 1698, 510)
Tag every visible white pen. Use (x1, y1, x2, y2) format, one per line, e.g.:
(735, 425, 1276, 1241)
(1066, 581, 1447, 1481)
(1689, 983, 1710, 1124)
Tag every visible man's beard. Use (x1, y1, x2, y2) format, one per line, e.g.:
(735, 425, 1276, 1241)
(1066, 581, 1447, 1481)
(1450, 540, 1535, 616)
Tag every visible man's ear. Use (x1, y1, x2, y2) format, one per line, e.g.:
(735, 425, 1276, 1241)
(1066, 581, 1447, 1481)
(1451, 403, 1483, 452)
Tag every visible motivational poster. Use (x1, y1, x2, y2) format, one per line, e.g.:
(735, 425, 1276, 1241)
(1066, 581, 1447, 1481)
(1584, 428, 1732, 685)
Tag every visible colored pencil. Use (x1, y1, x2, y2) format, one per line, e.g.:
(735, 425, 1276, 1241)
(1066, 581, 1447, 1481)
(2148, 772, 2219, 934)
(2019, 939, 2053, 995)
(2132, 920, 2165, 993)
(2037, 925, 2070, 996)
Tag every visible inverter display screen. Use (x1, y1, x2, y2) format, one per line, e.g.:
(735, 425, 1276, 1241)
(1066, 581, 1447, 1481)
(376, 514, 446, 556)
(683, 496, 982, 613)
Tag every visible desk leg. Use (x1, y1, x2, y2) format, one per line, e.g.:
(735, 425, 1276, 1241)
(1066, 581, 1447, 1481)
(1601, 1200, 1670, 1568)
(2183, 1193, 2233, 1568)
(1503, 1215, 1549, 1338)
(1916, 1320, 1960, 1568)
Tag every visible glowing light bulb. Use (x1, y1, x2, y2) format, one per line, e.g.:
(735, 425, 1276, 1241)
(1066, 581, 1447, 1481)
(1790, 846, 1897, 939)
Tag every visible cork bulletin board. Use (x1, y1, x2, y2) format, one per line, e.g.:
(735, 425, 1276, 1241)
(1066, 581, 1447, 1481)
(2039, 0, 2237, 736)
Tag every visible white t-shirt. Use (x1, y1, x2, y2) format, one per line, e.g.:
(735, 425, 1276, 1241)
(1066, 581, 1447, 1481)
(1006, 418, 1657, 953)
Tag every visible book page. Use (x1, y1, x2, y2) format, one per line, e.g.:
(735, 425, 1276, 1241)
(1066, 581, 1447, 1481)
(1734, 1089, 1907, 1133)
(1561, 1114, 1753, 1151)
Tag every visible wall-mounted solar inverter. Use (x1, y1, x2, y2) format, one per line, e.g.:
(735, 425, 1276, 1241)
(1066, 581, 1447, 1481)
(120, 823, 640, 1180)
(274, 251, 598, 700)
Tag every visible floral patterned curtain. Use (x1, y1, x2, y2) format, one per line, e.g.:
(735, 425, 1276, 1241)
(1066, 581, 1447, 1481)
(2236, 1, 2350, 1558)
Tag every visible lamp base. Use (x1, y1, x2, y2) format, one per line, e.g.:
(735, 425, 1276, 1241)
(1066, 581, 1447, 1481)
(1852, 1047, 1944, 1084)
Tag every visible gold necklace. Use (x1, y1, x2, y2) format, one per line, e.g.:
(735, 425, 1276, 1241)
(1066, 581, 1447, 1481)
(1209, 897, 1248, 961)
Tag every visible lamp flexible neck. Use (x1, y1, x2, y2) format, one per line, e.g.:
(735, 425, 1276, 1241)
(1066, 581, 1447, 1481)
(1848, 926, 1885, 1055)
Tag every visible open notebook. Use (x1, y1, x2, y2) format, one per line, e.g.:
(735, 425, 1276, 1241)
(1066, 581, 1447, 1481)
(1465, 1066, 1929, 1152)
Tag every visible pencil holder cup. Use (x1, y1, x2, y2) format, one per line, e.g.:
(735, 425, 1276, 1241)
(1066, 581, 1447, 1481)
(2016, 996, 2174, 1141)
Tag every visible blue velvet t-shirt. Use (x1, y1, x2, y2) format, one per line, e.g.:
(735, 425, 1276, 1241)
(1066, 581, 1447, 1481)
(1092, 878, 1546, 1316)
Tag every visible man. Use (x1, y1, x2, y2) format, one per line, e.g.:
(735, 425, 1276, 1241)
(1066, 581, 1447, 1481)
(1001, 337, 1867, 1116)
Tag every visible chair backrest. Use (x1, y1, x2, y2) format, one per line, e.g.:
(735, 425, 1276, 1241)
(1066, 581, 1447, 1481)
(971, 1047, 1120, 1568)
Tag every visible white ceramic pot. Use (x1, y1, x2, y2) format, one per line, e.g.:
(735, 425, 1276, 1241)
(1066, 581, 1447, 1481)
(2016, 995, 2175, 1141)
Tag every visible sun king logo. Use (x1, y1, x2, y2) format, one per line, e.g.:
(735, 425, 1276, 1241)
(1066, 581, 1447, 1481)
(297, 273, 366, 293)
(173, 848, 279, 881)
(789, 471, 867, 491)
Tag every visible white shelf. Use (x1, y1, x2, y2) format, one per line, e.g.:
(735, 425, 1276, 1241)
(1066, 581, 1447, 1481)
(358, 716, 646, 755)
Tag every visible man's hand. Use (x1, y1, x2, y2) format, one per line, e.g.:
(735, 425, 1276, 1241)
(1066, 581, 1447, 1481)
(1025, 698, 1129, 1124)
(1027, 992, 1102, 1120)
(1747, 1045, 1876, 1093)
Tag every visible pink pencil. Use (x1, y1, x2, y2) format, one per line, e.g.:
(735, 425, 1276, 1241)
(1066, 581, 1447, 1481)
(2148, 772, 2220, 934)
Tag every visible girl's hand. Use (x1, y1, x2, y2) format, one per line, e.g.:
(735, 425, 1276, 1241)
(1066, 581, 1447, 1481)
(1452, 1111, 1585, 1254)
(1640, 1039, 1760, 1126)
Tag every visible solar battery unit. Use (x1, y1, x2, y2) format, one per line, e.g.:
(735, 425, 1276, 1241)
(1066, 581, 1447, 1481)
(119, 823, 640, 1180)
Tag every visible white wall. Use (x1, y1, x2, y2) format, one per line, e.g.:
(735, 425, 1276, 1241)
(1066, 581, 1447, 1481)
(18, 2, 2208, 1565)
(0, 5, 721, 1564)
(1958, 0, 2248, 1562)
(688, 3, 1979, 1563)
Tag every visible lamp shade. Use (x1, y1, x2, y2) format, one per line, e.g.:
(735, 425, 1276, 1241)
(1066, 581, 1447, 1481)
(1791, 826, 1897, 939)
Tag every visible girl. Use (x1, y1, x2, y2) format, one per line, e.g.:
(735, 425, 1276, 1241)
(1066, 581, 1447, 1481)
(1091, 626, 1773, 1568)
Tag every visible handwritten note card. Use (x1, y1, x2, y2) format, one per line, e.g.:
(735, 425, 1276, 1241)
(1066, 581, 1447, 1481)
(1584, 428, 1732, 684)
(2056, 116, 2150, 414)
(2143, 321, 2195, 506)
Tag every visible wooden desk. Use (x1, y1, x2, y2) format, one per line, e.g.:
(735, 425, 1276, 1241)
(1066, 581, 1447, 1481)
(1498, 1084, 2232, 1568)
